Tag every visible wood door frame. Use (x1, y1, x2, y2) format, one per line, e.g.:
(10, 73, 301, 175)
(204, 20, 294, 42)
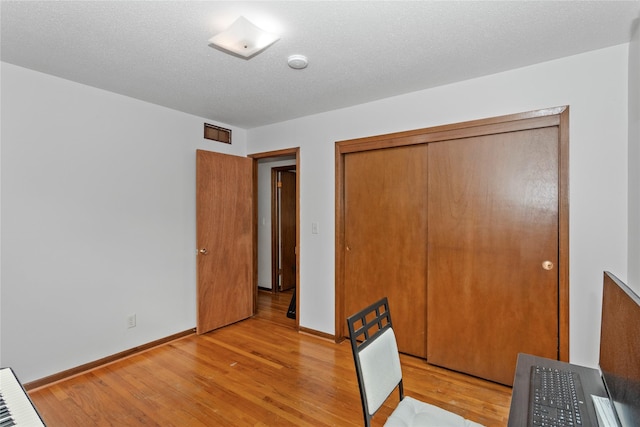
(335, 106, 570, 361)
(249, 148, 300, 328)
(271, 166, 297, 293)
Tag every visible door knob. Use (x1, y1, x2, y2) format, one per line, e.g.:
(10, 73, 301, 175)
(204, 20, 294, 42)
(542, 260, 554, 270)
(199, 248, 208, 255)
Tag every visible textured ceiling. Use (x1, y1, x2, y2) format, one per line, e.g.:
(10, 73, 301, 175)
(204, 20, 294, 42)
(2, 1, 639, 129)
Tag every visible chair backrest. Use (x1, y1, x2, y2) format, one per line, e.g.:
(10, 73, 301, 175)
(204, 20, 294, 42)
(347, 297, 404, 426)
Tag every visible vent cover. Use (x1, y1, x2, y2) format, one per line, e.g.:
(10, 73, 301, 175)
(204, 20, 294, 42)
(204, 123, 231, 144)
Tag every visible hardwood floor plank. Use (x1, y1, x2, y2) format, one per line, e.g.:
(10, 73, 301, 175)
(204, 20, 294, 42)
(28, 291, 512, 426)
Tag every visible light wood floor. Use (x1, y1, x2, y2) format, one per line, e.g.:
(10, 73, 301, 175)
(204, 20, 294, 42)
(28, 290, 512, 426)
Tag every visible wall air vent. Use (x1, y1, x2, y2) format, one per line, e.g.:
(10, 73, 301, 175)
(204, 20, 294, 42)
(204, 123, 231, 144)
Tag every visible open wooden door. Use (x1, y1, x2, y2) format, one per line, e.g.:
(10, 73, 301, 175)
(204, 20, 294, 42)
(196, 150, 254, 334)
(279, 170, 296, 292)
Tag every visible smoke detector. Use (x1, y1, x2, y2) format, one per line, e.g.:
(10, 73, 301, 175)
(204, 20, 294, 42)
(287, 55, 308, 70)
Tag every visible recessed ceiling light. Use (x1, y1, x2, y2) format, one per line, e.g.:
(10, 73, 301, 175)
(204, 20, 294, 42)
(287, 55, 308, 70)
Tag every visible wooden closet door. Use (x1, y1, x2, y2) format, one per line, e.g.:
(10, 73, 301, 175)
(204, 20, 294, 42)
(427, 128, 559, 385)
(344, 145, 428, 357)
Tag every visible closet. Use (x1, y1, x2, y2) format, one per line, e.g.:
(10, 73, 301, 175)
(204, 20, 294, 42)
(335, 107, 569, 386)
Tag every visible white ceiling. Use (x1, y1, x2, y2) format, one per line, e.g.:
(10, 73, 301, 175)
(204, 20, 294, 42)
(2, 1, 639, 129)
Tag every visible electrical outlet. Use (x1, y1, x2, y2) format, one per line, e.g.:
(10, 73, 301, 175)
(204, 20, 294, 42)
(127, 314, 136, 328)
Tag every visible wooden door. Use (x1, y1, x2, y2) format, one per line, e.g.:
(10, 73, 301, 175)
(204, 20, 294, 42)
(279, 170, 297, 291)
(343, 145, 428, 358)
(196, 150, 254, 334)
(427, 128, 560, 385)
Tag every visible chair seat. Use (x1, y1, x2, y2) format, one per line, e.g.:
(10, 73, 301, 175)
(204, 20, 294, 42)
(384, 396, 485, 427)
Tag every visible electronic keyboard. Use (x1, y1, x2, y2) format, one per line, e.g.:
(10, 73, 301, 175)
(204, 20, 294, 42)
(0, 367, 46, 426)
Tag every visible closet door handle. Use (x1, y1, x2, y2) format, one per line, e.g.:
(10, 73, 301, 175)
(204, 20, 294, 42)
(199, 248, 208, 255)
(542, 260, 554, 270)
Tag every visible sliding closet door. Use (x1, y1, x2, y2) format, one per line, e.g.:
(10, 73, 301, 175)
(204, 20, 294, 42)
(427, 128, 559, 385)
(343, 145, 428, 358)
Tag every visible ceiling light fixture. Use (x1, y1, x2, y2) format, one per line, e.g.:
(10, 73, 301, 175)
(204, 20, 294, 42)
(287, 54, 308, 70)
(209, 16, 280, 59)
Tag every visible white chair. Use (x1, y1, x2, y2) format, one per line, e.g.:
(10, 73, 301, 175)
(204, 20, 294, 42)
(346, 297, 484, 427)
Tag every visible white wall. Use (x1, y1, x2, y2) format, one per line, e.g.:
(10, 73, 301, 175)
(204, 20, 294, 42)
(247, 44, 630, 368)
(629, 18, 640, 292)
(0, 62, 247, 382)
(1, 42, 632, 382)
(257, 157, 296, 289)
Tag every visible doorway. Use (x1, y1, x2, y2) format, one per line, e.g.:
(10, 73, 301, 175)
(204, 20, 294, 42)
(251, 148, 300, 328)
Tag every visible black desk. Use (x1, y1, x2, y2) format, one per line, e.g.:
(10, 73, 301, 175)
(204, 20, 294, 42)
(507, 353, 609, 427)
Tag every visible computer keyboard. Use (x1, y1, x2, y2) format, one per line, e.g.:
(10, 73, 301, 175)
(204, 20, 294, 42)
(529, 365, 586, 426)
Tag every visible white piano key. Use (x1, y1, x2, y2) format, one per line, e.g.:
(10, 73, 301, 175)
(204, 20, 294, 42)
(0, 368, 45, 426)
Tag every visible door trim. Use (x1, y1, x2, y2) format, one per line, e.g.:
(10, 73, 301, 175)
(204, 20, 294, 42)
(335, 106, 570, 361)
(249, 148, 301, 328)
